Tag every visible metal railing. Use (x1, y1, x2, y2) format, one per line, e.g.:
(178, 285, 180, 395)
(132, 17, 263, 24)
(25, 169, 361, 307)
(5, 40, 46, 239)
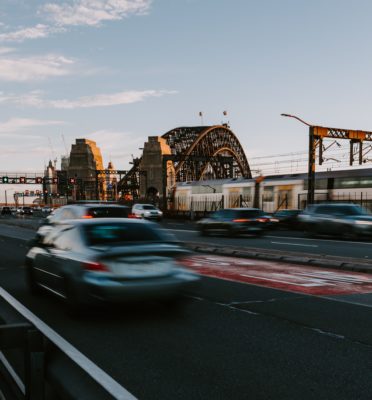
(0, 287, 137, 400)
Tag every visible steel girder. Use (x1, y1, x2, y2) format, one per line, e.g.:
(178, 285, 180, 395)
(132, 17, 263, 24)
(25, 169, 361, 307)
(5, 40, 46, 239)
(161, 125, 251, 181)
(117, 125, 251, 198)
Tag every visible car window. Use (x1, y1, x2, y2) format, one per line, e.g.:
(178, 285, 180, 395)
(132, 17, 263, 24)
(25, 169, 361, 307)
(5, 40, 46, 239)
(315, 205, 364, 216)
(49, 208, 64, 222)
(61, 208, 76, 220)
(53, 227, 81, 251)
(142, 205, 156, 210)
(87, 207, 130, 218)
(235, 209, 263, 218)
(83, 223, 168, 246)
(209, 210, 223, 219)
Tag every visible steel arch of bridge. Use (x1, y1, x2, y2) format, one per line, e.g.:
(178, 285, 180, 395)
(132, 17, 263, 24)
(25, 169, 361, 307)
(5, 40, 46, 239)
(117, 125, 251, 200)
(162, 125, 251, 181)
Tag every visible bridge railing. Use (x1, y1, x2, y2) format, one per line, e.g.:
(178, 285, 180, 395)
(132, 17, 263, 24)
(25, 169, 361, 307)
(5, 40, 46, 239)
(0, 287, 137, 400)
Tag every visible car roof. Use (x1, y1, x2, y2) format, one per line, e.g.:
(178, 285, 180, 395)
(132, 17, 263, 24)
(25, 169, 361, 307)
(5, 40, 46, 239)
(312, 203, 359, 207)
(57, 217, 155, 226)
(66, 203, 130, 209)
(220, 208, 261, 211)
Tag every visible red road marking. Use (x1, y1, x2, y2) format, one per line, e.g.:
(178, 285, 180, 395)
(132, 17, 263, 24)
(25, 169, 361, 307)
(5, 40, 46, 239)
(182, 255, 372, 295)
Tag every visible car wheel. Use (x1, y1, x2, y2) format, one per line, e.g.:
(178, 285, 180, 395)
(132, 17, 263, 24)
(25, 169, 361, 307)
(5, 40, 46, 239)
(342, 226, 356, 241)
(25, 260, 42, 295)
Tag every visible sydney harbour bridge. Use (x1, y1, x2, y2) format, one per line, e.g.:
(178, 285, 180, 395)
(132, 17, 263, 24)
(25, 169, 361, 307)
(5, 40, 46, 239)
(117, 124, 251, 202)
(0, 124, 251, 207)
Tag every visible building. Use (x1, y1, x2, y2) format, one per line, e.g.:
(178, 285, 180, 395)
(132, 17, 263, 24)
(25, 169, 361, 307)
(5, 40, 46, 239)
(67, 139, 105, 201)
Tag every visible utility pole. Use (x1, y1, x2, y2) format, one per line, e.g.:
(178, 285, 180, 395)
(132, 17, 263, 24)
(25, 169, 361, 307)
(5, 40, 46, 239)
(281, 114, 315, 205)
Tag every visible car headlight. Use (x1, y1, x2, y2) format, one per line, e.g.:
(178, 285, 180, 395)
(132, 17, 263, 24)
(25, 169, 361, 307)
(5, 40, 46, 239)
(355, 220, 372, 225)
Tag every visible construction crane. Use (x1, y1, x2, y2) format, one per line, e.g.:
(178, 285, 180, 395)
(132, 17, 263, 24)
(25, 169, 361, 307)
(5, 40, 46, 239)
(48, 137, 58, 168)
(61, 134, 69, 156)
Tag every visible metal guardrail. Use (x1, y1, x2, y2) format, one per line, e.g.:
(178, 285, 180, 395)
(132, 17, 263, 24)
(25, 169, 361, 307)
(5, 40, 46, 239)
(0, 287, 137, 400)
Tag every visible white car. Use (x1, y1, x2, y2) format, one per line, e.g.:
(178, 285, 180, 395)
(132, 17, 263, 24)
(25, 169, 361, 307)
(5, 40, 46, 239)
(132, 204, 163, 221)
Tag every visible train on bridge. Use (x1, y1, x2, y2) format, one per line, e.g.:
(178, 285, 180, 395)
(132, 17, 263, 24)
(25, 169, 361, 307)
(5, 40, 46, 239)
(170, 167, 372, 216)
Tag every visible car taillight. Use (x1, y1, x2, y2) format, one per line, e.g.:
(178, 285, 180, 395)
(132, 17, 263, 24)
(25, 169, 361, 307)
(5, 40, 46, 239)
(257, 218, 268, 223)
(233, 218, 251, 223)
(82, 261, 109, 272)
(128, 213, 140, 219)
(82, 215, 93, 219)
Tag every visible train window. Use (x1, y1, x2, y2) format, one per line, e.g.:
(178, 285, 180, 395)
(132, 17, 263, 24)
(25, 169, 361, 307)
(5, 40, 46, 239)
(334, 178, 361, 189)
(360, 178, 372, 187)
(192, 185, 222, 194)
(315, 179, 327, 189)
(263, 186, 274, 202)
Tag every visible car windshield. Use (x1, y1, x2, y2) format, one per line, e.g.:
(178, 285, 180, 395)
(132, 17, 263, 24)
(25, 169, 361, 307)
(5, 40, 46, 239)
(83, 223, 170, 246)
(87, 207, 129, 218)
(142, 205, 156, 210)
(275, 210, 300, 216)
(234, 210, 264, 218)
(316, 205, 367, 216)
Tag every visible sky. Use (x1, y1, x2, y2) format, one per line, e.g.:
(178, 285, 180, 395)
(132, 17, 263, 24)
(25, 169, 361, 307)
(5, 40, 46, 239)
(2, 0, 372, 201)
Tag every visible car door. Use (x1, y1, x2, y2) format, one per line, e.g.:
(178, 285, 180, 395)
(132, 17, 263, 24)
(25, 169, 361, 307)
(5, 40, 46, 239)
(205, 210, 225, 232)
(34, 225, 76, 296)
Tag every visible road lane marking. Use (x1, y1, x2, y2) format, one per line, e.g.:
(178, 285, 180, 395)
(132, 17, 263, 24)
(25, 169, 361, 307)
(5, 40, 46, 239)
(166, 228, 372, 246)
(183, 254, 372, 295)
(270, 241, 318, 248)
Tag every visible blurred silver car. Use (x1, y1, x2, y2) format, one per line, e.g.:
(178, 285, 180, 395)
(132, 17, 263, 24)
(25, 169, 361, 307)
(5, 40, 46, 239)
(25, 218, 199, 310)
(298, 203, 372, 239)
(132, 204, 163, 221)
(35, 203, 132, 241)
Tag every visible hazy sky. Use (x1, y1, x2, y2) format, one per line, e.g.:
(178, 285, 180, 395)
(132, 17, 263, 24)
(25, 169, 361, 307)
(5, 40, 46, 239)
(1, 0, 372, 179)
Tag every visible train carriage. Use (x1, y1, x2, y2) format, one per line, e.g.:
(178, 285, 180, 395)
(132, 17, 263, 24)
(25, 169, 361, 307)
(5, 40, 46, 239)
(170, 167, 372, 216)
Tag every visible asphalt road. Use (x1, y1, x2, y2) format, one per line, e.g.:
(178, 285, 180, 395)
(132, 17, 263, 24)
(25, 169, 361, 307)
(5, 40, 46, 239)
(2, 215, 372, 261)
(1, 225, 372, 399)
(162, 221, 372, 260)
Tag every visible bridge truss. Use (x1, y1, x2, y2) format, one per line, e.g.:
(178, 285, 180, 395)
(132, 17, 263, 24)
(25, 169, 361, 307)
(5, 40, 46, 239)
(118, 125, 251, 201)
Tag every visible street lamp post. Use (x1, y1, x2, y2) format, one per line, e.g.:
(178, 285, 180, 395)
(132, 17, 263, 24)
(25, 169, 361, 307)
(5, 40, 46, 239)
(281, 113, 315, 205)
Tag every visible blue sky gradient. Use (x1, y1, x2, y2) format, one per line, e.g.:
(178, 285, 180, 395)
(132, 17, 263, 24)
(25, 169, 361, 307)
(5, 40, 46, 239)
(1, 0, 372, 180)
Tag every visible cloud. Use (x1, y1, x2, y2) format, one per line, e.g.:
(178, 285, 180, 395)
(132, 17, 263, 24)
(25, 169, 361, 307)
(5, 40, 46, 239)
(0, 24, 63, 43)
(86, 129, 146, 166)
(0, 47, 15, 55)
(0, 89, 177, 108)
(0, 53, 75, 81)
(0, 1, 151, 43)
(0, 118, 65, 135)
(42, 0, 151, 27)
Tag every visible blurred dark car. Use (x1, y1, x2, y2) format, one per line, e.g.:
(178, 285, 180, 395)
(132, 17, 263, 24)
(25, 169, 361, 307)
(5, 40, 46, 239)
(298, 203, 372, 239)
(271, 209, 302, 230)
(1, 206, 12, 215)
(197, 208, 272, 237)
(25, 218, 199, 310)
(19, 206, 33, 215)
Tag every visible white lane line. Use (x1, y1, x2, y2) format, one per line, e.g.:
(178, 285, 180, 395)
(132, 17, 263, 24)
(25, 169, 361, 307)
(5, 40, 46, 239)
(270, 241, 318, 248)
(267, 235, 370, 246)
(168, 228, 198, 233)
(167, 228, 372, 246)
(0, 287, 137, 400)
(0, 351, 25, 395)
(319, 295, 372, 309)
